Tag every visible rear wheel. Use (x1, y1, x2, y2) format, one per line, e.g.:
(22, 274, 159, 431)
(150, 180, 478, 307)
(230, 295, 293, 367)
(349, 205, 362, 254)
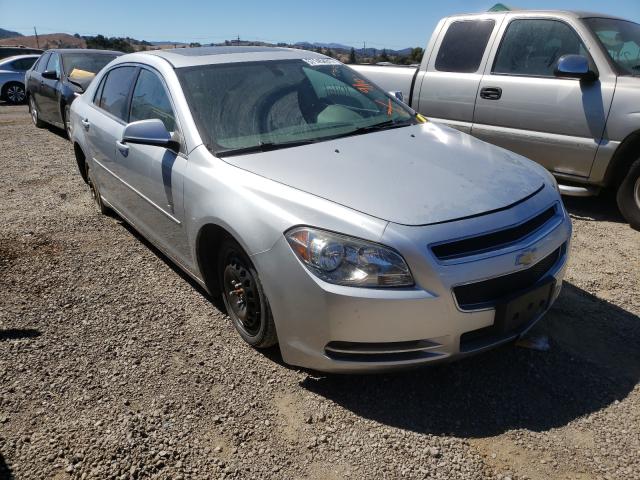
(218, 240, 277, 348)
(3, 82, 26, 104)
(87, 165, 109, 215)
(616, 158, 640, 231)
(63, 104, 72, 139)
(29, 96, 45, 128)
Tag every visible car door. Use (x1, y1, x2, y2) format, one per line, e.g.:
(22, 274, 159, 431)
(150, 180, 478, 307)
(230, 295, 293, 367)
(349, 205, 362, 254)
(118, 66, 189, 262)
(413, 15, 502, 133)
(472, 16, 616, 178)
(84, 66, 139, 210)
(39, 52, 62, 123)
(28, 52, 49, 106)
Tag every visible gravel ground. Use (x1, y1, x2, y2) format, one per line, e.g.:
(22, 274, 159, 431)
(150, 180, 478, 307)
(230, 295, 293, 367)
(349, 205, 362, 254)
(1, 103, 639, 480)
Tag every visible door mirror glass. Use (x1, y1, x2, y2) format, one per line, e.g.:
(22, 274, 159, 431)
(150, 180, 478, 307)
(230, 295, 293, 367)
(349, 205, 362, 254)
(42, 70, 58, 80)
(554, 54, 598, 81)
(122, 119, 179, 151)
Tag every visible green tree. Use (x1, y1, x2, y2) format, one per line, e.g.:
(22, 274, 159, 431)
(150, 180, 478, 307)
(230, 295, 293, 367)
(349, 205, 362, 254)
(409, 47, 424, 63)
(348, 47, 357, 64)
(378, 49, 390, 62)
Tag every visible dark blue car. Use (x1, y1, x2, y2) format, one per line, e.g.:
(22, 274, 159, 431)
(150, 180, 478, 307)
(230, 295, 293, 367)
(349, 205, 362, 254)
(25, 48, 121, 137)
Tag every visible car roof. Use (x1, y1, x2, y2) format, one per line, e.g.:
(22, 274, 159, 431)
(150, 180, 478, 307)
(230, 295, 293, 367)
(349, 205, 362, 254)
(140, 46, 329, 68)
(447, 9, 630, 22)
(44, 48, 123, 55)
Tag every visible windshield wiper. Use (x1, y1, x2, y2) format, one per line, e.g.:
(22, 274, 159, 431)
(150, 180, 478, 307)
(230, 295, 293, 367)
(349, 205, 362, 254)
(327, 119, 415, 141)
(216, 139, 318, 158)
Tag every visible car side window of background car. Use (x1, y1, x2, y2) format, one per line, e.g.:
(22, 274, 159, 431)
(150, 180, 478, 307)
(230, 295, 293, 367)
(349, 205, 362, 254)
(96, 66, 138, 121)
(493, 19, 589, 77)
(129, 69, 177, 132)
(12, 58, 37, 71)
(46, 53, 61, 78)
(435, 20, 496, 73)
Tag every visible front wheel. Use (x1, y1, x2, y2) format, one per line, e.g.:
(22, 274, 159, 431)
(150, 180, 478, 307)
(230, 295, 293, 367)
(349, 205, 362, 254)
(218, 240, 277, 348)
(3, 82, 26, 104)
(616, 158, 640, 231)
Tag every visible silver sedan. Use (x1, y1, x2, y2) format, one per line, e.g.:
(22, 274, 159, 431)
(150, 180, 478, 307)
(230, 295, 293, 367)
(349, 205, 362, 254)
(69, 47, 572, 373)
(0, 54, 39, 104)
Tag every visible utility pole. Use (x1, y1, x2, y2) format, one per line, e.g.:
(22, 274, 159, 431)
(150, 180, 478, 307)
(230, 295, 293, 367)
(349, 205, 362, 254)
(33, 27, 40, 48)
(237, 34, 240, 46)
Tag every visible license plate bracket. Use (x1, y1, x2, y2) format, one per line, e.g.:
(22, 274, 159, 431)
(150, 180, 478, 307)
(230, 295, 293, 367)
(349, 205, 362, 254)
(494, 278, 555, 334)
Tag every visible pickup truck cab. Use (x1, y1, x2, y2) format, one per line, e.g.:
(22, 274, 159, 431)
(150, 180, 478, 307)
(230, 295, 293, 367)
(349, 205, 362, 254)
(353, 10, 640, 229)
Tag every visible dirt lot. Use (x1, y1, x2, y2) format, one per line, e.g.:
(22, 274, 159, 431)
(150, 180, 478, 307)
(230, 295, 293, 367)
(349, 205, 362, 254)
(0, 103, 638, 480)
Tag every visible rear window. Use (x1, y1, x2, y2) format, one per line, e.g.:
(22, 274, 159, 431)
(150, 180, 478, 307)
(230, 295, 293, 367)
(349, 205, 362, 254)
(435, 20, 496, 73)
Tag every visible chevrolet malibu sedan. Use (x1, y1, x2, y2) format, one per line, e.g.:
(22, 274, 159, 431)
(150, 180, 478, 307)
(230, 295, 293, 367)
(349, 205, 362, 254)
(69, 47, 571, 373)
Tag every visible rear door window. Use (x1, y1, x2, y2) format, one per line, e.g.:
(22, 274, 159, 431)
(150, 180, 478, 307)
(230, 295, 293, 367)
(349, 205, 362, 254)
(435, 20, 496, 73)
(96, 66, 138, 121)
(493, 19, 589, 77)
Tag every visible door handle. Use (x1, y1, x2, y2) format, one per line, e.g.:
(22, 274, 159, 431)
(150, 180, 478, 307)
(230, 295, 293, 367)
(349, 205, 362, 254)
(116, 141, 129, 157)
(81, 118, 90, 131)
(480, 87, 502, 100)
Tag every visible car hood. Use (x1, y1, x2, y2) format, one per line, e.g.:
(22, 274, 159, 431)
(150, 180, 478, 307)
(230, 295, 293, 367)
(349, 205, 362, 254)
(223, 122, 546, 226)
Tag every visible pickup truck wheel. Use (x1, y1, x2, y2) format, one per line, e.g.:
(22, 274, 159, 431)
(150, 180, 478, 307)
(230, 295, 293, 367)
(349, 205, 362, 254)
(87, 166, 109, 215)
(3, 82, 26, 104)
(218, 240, 277, 348)
(29, 96, 45, 128)
(616, 158, 640, 230)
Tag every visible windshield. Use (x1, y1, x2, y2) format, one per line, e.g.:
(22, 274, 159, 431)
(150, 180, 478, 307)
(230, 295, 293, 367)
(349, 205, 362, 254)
(177, 58, 416, 155)
(62, 53, 118, 80)
(584, 17, 640, 75)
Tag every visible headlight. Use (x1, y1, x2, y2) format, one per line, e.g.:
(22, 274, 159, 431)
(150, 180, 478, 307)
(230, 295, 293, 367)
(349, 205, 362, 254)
(285, 227, 414, 287)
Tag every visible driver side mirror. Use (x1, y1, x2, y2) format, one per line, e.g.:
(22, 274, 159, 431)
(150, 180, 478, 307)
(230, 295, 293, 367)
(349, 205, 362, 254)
(121, 119, 180, 152)
(554, 54, 598, 82)
(42, 70, 59, 80)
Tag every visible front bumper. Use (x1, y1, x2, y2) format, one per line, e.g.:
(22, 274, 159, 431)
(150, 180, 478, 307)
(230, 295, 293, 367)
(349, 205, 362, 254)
(253, 198, 572, 373)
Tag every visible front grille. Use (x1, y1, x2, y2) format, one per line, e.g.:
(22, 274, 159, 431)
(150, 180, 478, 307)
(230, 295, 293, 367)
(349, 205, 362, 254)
(431, 206, 557, 260)
(453, 244, 564, 311)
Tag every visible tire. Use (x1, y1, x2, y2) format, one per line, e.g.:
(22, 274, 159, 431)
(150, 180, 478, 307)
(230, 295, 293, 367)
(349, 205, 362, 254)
(86, 165, 109, 215)
(218, 239, 277, 348)
(616, 158, 640, 230)
(63, 104, 72, 139)
(29, 96, 45, 128)
(3, 82, 26, 104)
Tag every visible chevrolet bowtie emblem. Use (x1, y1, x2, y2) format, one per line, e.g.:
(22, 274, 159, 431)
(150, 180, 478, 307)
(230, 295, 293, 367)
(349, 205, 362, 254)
(516, 249, 537, 266)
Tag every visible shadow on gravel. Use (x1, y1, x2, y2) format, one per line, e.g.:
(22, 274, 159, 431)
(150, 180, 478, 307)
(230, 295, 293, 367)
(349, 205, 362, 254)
(0, 328, 41, 341)
(117, 221, 225, 311)
(301, 282, 640, 438)
(0, 452, 13, 480)
(562, 193, 625, 224)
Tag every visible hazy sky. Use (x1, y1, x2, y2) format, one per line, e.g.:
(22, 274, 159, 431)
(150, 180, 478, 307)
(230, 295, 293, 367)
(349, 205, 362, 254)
(2, 0, 639, 49)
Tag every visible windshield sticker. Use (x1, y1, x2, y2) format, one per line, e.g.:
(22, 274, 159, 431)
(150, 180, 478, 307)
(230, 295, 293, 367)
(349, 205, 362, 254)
(376, 98, 394, 116)
(352, 78, 372, 93)
(302, 58, 342, 66)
